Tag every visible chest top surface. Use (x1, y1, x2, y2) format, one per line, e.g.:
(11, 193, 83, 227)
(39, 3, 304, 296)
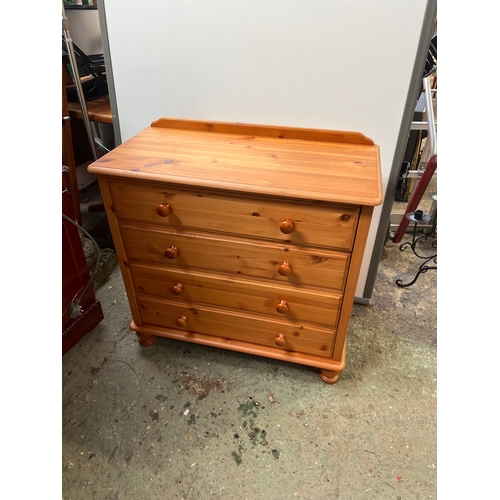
(88, 118, 382, 206)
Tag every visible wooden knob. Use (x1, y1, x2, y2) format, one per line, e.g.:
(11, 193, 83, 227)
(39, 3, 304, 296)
(164, 246, 179, 259)
(176, 315, 187, 328)
(278, 262, 292, 276)
(170, 283, 184, 296)
(279, 219, 295, 234)
(340, 214, 351, 222)
(274, 334, 286, 347)
(276, 300, 289, 314)
(156, 203, 172, 217)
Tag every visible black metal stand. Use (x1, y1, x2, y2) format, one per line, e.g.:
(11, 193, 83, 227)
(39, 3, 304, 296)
(396, 209, 437, 288)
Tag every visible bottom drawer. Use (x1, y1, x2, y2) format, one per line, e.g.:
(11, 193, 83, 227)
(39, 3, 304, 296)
(136, 295, 335, 358)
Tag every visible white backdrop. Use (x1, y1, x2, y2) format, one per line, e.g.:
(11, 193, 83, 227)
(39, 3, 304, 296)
(101, 0, 430, 300)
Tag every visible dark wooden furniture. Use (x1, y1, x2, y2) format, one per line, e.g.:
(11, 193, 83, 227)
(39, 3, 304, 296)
(88, 118, 382, 382)
(62, 172, 104, 355)
(62, 78, 82, 225)
(66, 95, 113, 125)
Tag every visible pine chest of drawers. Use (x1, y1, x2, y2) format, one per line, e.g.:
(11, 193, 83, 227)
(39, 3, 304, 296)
(88, 118, 382, 383)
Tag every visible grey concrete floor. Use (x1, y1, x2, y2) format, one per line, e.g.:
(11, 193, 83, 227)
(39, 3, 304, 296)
(63, 189, 437, 500)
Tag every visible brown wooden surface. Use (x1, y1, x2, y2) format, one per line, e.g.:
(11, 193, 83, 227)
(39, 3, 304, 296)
(62, 80, 82, 225)
(67, 95, 113, 124)
(91, 118, 382, 382)
(150, 117, 375, 145)
(129, 320, 346, 373)
(107, 177, 360, 250)
(118, 224, 350, 291)
(319, 369, 341, 384)
(129, 262, 343, 327)
(62, 179, 103, 354)
(97, 176, 143, 321)
(89, 119, 382, 206)
(332, 204, 374, 362)
(136, 296, 335, 358)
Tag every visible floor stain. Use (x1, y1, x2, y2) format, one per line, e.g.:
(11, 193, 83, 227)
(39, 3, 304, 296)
(236, 397, 280, 461)
(231, 450, 242, 466)
(237, 398, 260, 419)
(182, 375, 232, 400)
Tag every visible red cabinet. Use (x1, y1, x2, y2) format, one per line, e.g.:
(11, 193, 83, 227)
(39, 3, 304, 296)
(62, 172, 103, 355)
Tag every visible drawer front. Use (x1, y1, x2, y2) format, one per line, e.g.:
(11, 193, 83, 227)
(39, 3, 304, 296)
(129, 263, 342, 327)
(136, 296, 335, 358)
(120, 224, 350, 291)
(108, 178, 359, 250)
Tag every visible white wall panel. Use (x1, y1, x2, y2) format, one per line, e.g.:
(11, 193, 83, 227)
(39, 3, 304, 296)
(101, 0, 430, 299)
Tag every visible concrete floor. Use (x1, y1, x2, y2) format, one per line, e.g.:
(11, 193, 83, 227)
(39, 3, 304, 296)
(62, 187, 437, 500)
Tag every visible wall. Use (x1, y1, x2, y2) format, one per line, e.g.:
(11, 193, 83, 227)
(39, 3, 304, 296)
(100, 0, 431, 300)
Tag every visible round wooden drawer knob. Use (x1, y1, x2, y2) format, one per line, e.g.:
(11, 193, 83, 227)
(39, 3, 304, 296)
(164, 246, 179, 259)
(156, 203, 172, 217)
(171, 283, 184, 295)
(176, 315, 187, 328)
(274, 334, 286, 347)
(278, 262, 292, 276)
(279, 219, 295, 234)
(276, 300, 289, 314)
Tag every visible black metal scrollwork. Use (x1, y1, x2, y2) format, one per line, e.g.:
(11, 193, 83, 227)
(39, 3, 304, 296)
(395, 211, 437, 288)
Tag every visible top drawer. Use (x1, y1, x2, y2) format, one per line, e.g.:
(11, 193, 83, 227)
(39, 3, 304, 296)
(107, 178, 360, 251)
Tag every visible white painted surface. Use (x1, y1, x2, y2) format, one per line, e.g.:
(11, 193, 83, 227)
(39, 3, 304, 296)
(102, 0, 429, 299)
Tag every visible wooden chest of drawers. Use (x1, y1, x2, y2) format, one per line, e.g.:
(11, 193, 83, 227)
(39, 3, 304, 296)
(88, 118, 382, 383)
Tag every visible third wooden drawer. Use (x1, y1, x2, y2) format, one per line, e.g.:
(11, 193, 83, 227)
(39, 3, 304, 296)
(129, 262, 343, 327)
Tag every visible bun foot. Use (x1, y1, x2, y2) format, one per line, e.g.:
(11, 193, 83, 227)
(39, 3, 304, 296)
(319, 369, 340, 384)
(136, 331, 157, 347)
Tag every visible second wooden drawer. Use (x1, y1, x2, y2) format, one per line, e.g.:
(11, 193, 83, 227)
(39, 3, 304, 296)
(120, 223, 350, 291)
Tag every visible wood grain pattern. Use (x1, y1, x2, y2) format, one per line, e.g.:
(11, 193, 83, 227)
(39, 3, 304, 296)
(67, 95, 113, 124)
(129, 262, 342, 327)
(129, 321, 346, 372)
(90, 117, 382, 383)
(150, 117, 375, 145)
(136, 296, 334, 358)
(108, 177, 359, 250)
(88, 119, 382, 206)
(332, 205, 374, 361)
(119, 223, 350, 291)
(96, 176, 144, 322)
